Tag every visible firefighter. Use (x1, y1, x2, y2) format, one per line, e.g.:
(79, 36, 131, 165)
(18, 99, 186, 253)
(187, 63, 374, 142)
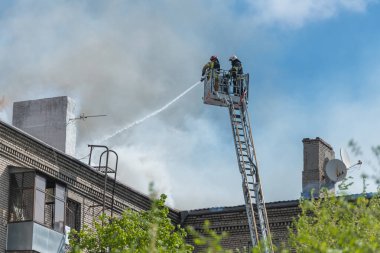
(201, 55, 220, 92)
(228, 55, 243, 94)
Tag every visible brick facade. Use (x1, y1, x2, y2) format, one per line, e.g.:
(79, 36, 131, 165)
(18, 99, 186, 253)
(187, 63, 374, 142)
(302, 137, 335, 198)
(181, 201, 300, 252)
(0, 119, 335, 252)
(0, 120, 179, 252)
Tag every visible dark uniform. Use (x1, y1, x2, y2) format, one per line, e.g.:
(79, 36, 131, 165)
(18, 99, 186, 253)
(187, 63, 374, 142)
(229, 58, 243, 78)
(229, 56, 243, 94)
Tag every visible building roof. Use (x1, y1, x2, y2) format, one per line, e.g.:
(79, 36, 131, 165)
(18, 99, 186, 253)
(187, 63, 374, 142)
(0, 119, 308, 223)
(0, 119, 181, 221)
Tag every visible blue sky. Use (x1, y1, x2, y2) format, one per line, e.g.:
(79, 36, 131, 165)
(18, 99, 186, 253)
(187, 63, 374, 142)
(0, 0, 380, 209)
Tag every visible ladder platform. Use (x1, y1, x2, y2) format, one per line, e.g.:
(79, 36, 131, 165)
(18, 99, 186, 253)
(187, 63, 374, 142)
(203, 70, 249, 107)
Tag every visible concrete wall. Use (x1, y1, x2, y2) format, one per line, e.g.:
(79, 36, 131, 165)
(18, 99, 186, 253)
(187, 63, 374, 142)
(12, 96, 77, 157)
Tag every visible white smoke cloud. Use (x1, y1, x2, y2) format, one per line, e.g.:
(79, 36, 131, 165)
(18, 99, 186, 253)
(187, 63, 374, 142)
(0, 0, 242, 209)
(0, 0, 379, 210)
(244, 0, 375, 28)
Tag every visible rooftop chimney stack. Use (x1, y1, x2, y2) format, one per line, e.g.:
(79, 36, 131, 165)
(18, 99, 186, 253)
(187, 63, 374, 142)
(302, 137, 335, 198)
(12, 96, 77, 156)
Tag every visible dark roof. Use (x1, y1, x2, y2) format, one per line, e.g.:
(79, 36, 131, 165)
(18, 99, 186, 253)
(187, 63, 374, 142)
(181, 199, 300, 217)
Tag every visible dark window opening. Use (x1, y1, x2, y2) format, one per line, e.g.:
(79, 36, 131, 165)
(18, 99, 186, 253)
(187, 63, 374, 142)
(44, 186, 55, 228)
(66, 199, 81, 231)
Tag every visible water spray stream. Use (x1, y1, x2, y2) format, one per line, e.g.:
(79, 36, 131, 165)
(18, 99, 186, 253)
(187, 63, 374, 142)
(100, 81, 202, 143)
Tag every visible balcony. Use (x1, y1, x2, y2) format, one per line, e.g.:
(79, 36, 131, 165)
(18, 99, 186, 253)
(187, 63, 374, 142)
(7, 221, 65, 252)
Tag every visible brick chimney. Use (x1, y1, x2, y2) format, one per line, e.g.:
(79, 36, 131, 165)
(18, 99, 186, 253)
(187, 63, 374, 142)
(302, 137, 335, 198)
(12, 96, 77, 156)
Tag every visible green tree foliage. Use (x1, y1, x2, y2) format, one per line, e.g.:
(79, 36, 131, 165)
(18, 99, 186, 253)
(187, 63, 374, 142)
(69, 194, 193, 253)
(187, 220, 233, 253)
(287, 190, 380, 253)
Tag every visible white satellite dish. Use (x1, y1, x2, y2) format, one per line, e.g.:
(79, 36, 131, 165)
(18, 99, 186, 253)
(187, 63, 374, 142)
(325, 159, 347, 182)
(340, 148, 351, 168)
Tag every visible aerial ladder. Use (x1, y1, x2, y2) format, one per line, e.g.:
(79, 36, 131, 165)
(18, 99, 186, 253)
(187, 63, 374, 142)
(202, 69, 273, 252)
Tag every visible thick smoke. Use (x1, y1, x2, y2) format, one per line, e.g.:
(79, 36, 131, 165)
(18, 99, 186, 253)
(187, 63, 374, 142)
(0, 0, 246, 209)
(0, 0, 378, 209)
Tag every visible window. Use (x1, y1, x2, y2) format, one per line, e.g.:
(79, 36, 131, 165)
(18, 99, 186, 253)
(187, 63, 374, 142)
(54, 183, 65, 233)
(42, 178, 67, 233)
(8, 170, 67, 233)
(34, 175, 46, 224)
(66, 199, 81, 231)
(9, 172, 34, 222)
(44, 185, 55, 228)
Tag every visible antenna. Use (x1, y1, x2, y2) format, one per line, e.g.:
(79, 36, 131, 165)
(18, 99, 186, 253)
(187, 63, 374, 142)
(340, 148, 351, 168)
(340, 147, 362, 169)
(67, 113, 107, 125)
(325, 159, 347, 182)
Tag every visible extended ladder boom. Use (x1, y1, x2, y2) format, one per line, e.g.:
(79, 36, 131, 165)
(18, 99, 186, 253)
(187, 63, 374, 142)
(229, 100, 272, 252)
(203, 69, 273, 252)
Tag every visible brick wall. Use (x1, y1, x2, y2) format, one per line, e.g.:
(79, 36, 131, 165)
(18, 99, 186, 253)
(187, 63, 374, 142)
(0, 120, 180, 251)
(181, 201, 300, 252)
(0, 155, 17, 251)
(302, 137, 335, 197)
(1, 118, 335, 252)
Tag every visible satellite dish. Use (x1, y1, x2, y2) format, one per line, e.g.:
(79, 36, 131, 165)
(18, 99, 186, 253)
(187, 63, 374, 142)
(340, 148, 351, 168)
(325, 159, 347, 182)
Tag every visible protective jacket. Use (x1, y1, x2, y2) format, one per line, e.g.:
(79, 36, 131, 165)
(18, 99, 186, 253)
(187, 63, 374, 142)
(229, 59, 243, 77)
(202, 59, 221, 76)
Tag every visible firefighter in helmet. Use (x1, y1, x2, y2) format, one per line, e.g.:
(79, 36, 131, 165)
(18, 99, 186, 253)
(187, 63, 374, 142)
(201, 55, 221, 92)
(228, 55, 243, 94)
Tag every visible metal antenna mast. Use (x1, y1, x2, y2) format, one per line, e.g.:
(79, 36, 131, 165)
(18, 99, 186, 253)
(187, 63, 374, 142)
(67, 113, 107, 125)
(202, 69, 273, 252)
